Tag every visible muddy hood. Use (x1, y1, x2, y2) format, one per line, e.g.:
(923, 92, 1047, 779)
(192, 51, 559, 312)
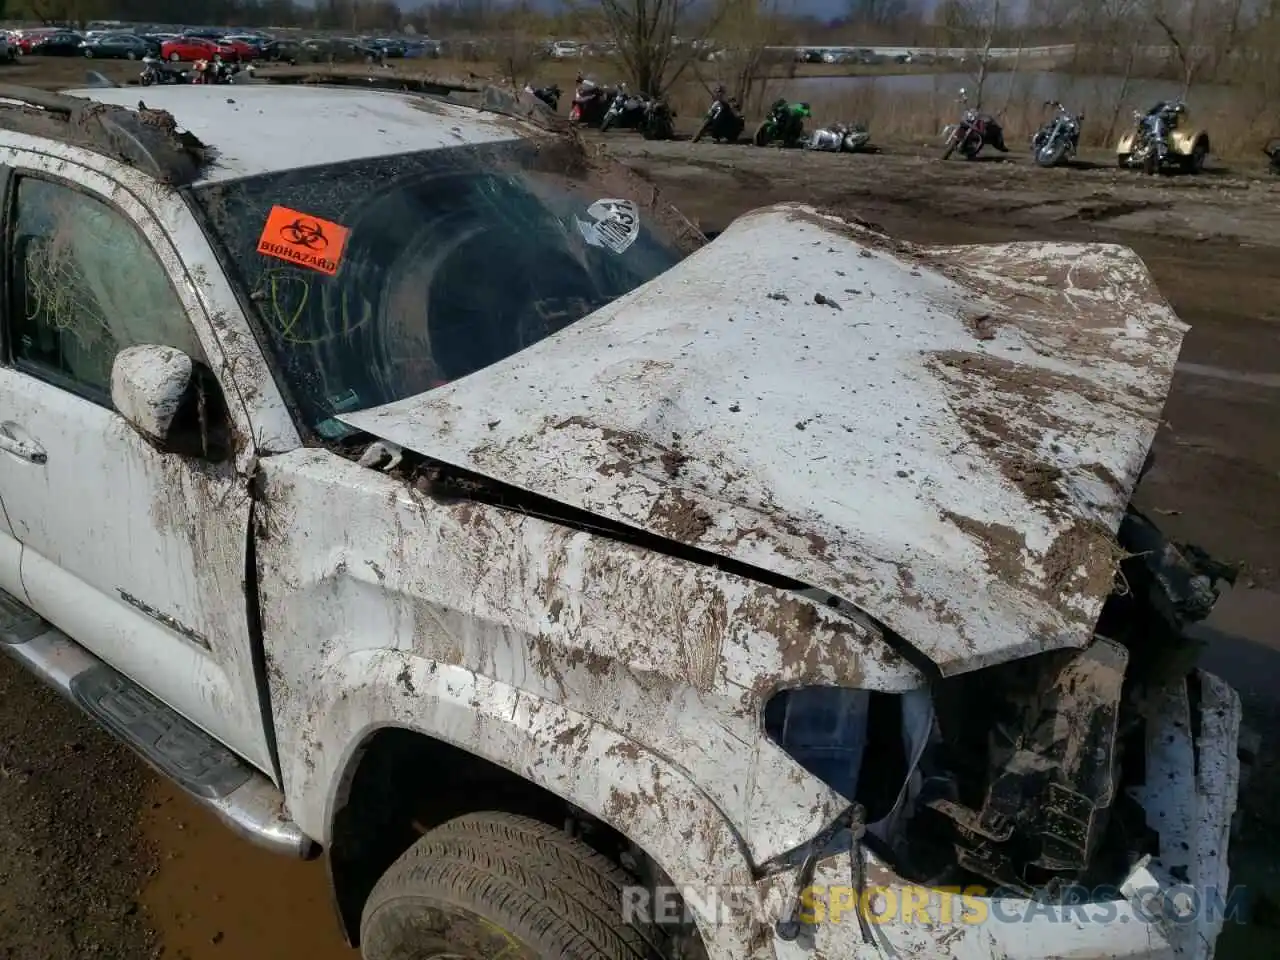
(341, 204, 1188, 675)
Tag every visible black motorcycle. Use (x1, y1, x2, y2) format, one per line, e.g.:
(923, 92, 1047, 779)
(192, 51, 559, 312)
(525, 84, 561, 111)
(600, 87, 650, 133)
(1263, 138, 1279, 175)
(139, 57, 188, 86)
(641, 98, 675, 141)
(1031, 100, 1082, 167)
(941, 87, 1007, 160)
(692, 94, 745, 143)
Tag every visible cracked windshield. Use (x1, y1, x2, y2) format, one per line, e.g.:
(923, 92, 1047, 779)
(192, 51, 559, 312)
(193, 140, 689, 438)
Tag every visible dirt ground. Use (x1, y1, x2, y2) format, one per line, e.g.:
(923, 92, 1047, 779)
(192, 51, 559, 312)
(0, 59, 1277, 959)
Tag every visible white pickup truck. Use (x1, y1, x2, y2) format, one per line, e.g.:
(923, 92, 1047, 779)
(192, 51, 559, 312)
(0, 79, 1242, 960)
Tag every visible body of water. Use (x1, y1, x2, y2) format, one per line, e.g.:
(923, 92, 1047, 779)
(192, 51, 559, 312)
(785, 71, 1234, 114)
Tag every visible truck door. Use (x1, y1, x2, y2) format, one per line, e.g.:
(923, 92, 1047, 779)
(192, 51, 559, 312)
(0, 157, 276, 776)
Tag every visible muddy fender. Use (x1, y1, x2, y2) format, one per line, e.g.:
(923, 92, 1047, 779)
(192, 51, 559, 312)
(318, 655, 758, 960)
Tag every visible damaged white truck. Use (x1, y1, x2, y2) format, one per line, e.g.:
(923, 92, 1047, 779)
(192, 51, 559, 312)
(0, 79, 1243, 960)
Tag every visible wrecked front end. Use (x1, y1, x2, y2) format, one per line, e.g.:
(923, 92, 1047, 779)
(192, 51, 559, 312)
(754, 509, 1241, 960)
(330, 202, 1244, 958)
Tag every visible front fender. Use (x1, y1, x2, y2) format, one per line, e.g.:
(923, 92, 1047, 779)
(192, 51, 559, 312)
(311, 651, 759, 960)
(1116, 131, 1136, 153)
(256, 449, 917, 873)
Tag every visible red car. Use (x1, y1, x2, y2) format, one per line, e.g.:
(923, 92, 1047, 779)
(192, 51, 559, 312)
(217, 37, 260, 60)
(160, 36, 236, 62)
(11, 29, 58, 54)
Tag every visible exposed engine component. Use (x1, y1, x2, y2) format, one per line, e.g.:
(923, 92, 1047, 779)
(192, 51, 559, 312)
(882, 507, 1236, 895)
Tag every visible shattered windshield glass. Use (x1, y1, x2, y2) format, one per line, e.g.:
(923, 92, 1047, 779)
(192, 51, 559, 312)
(191, 138, 695, 438)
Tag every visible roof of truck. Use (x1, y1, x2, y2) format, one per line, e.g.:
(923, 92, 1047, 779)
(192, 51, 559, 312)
(58, 84, 525, 185)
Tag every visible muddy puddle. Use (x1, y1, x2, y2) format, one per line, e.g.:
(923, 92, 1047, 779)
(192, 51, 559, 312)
(141, 783, 357, 959)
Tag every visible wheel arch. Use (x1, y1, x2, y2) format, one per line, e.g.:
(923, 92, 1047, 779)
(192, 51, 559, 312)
(318, 661, 756, 958)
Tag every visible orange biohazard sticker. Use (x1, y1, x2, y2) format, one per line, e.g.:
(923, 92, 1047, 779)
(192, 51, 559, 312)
(256, 205, 350, 276)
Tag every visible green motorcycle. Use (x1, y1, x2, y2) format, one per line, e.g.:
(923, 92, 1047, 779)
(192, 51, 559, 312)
(753, 99, 812, 147)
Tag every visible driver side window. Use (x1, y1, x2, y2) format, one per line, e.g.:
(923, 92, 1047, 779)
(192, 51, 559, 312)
(6, 176, 205, 404)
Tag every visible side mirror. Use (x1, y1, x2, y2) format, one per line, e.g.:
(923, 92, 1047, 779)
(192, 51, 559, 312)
(111, 344, 231, 460)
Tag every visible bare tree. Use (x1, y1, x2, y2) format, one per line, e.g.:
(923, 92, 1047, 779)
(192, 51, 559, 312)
(1153, 8, 1200, 97)
(935, 0, 1004, 107)
(698, 0, 793, 114)
(592, 0, 741, 97)
(493, 0, 544, 88)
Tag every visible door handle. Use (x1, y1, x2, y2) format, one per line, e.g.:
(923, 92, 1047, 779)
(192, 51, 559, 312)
(0, 423, 46, 465)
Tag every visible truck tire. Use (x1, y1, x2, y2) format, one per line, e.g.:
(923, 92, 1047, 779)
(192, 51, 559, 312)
(360, 812, 664, 960)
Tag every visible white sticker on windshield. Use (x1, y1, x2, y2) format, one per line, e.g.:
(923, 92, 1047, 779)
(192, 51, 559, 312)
(576, 199, 640, 254)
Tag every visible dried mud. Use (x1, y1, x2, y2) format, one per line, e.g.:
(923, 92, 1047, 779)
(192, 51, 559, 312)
(0, 65, 1276, 958)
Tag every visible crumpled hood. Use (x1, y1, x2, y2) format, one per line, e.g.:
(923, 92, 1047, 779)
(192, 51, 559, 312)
(341, 204, 1187, 675)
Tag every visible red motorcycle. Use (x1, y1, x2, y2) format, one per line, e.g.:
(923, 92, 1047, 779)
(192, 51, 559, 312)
(569, 82, 608, 126)
(940, 87, 1008, 160)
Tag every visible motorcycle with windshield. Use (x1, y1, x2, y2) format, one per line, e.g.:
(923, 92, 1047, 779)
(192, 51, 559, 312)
(940, 87, 1008, 160)
(1031, 100, 1082, 167)
(692, 89, 745, 144)
(1127, 100, 1182, 174)
(139, 56, 189, 86)
(753, 99, 811, 147)
(1118, 99, 1209, 174)
(599, 86, 649, 132)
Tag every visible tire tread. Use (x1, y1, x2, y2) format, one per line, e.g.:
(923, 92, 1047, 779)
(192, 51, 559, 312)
(362, 812, 661, 960)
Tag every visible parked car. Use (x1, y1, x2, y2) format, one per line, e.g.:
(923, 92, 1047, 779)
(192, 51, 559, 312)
(369, 37, 406, 58)
(549, 40, 581, 59)
(224, 34, 269, 54)
(212, 35, 260, 61)
(0, 79, 1246, 960)
(81, 34, 152, 60)
(402, 40, 438, 59)
(300, 37, 379, 63)
(10, 28, 58, 55)
(260, 38, 302, 63)
(161, 36, 234, 63)
(28, 31, 85, 57)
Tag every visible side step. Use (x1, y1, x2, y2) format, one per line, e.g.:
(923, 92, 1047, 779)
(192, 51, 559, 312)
(0, 587, 317, 859)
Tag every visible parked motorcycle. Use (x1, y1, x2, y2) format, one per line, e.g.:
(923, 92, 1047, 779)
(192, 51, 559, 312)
(600, 86, 649, 132)
(524, 83, 561, 111)
(641, 98, 675, 141)
(753, 98, 811, 147)
(569, 82, 608, 126)
(190, 58, 250, 85)
(139, 56, 188, 86)
(1265, 138, 1280, 175)
(807, 121, 871, 153)
(1118, 99, 1206, 175)
(1031, 100, 1082, 167)
(692, 90, 745, 144)
(940, 87, 1007, 160)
